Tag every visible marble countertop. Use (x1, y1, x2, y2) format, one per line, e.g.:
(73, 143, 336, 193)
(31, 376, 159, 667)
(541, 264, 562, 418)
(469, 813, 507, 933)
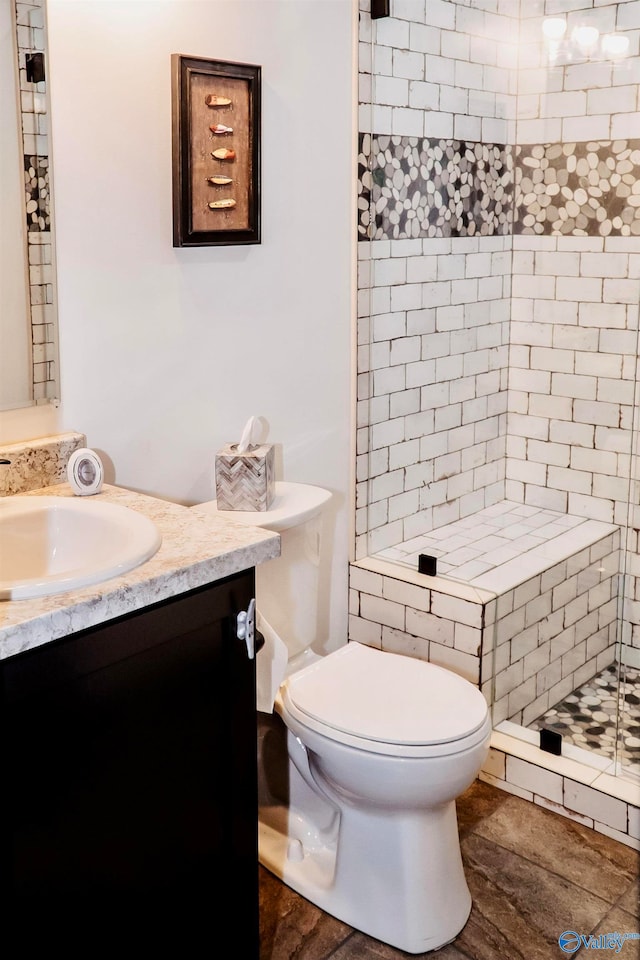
(0, 482, 280, 661)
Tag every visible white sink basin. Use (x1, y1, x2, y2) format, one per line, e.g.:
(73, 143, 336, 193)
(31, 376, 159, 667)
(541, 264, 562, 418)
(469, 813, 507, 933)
(0, 496, 162, 600)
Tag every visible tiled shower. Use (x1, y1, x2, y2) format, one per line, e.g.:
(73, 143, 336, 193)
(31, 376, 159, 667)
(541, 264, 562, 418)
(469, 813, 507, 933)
(350, 0, 640, 793)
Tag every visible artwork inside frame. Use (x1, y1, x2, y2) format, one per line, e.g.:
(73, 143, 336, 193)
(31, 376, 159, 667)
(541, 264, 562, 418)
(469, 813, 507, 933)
(171, 54, 261, 247)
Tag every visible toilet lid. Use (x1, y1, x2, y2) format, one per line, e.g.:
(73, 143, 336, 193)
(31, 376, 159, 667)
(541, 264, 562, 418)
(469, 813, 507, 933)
(284, 643, 488, 746)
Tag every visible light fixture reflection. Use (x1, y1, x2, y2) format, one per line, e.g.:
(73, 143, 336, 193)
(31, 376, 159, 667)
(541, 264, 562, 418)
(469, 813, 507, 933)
(602, 33, 630, 58)
(542, 17, 567, 41)
(571, 25, 600, 55)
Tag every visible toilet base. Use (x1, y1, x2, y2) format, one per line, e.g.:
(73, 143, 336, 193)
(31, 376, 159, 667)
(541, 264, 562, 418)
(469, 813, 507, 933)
(258, 795, 472, 954)
(259, 808, 337, 893)
(256, 707, 484, 954)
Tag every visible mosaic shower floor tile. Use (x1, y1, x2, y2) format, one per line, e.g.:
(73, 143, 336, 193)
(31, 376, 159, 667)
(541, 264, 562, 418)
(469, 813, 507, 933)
(529, 664, 640, 776)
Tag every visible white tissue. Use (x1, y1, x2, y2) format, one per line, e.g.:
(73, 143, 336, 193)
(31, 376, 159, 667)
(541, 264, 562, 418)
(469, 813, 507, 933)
(256, 611, 289, 713)
(237, 416, 260, 454)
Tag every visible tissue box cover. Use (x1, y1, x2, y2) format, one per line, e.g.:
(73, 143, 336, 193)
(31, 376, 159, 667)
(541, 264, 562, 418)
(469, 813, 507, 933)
(215, 442, 275, 511)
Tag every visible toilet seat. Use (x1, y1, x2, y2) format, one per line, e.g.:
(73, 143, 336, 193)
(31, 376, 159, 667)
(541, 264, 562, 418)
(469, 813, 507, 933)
(279, 642, 490, 759)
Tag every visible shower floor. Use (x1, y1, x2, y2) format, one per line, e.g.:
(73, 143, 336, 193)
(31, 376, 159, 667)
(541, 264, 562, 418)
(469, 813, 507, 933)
(528, 665, 640, 776)
(375, 499, 617, 593)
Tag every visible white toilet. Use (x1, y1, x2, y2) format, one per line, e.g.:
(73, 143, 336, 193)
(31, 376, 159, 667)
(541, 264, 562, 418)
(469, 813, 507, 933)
(195, 482, 491, 954)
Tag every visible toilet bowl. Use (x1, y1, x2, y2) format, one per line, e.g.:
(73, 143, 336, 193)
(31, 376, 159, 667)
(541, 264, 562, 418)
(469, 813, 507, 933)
(265, 641, 490, 953)
(193, 482, 491, 954)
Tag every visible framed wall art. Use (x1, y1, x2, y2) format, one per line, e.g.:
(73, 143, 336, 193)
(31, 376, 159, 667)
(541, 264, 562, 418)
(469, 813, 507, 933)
(171, 54, 261, 247)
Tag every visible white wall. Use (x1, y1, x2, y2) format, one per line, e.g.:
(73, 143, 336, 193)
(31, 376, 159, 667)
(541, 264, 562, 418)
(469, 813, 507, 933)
(5, 0, 356, 649)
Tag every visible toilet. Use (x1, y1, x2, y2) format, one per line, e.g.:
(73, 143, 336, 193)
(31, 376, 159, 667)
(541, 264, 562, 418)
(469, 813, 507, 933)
(194, 482, 491, 954)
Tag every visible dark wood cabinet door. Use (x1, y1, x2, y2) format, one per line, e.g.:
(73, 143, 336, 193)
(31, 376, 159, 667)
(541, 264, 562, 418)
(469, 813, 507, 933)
(1, 571, 258, 955)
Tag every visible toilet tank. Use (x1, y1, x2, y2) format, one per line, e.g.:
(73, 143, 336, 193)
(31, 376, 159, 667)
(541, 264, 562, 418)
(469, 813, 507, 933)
(193, 482, 332, 660)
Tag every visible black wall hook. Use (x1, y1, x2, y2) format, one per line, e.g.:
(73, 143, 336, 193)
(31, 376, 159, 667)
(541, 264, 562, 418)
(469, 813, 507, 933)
(371, 0, 390, 19)
(26, 52, 45, 84)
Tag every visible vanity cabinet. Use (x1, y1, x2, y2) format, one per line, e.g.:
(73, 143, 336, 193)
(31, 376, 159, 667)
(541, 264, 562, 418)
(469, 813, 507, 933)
(1, 569, 258, 954)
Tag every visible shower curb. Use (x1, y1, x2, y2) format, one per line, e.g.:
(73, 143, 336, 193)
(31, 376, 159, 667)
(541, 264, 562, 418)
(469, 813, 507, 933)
(481, 731, 640, 850)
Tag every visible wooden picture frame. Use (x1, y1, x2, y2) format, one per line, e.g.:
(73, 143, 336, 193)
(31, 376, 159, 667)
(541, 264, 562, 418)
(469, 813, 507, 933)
(171, 55, 261, 247)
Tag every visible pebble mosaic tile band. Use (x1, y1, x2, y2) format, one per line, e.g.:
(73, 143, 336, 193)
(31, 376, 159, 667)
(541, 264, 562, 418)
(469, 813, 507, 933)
(515, 140, 640, 238)
(359, 133, 513, 241)
(358, 134, 640, 241)
(24, 155, 51, 232)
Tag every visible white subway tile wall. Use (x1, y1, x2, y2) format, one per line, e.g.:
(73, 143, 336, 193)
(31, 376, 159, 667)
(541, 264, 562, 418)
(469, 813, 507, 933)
(480, 736, 639, 849)
(351, 521, 619, 730)
(349, 553, 640, 842)
(355, 0, 640, 830)
(356, 0, 640, 671)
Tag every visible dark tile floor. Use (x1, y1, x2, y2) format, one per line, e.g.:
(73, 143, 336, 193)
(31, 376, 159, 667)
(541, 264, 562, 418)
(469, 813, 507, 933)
(259, 780, 639, 960)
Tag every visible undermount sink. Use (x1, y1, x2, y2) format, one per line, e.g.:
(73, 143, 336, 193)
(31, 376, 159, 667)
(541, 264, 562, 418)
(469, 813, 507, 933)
(0, 495, 162, 601)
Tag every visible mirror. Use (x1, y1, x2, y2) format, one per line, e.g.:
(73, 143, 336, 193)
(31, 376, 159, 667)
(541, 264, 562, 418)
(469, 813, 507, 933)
(0, 0, 59, 411)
